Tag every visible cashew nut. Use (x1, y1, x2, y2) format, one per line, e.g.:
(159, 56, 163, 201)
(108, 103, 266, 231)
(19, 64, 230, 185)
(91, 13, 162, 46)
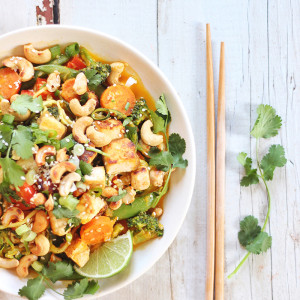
(152, 207, 163, 218)
(122, 186, 136, 205)
(16, 255, 37, 278)
(49, 212, 70, 236)
(32, 210, 49, 233)
(109, 200, 123, 210)
(24, 43, 51, 64)
(35, 145, 56, 166)
(56, 148, 69, 162)
(107, 62, 125, 86)
(1, 207, 24, 226)
(0, 99, 30, 122)
(45, 194, 54, 211)
(102, 187, 118, 198)
(73, 72, 87, 95)
(30, 193, 46, 206)
(69, 98, 97, 117)
(31, 234, 50, 256)
(141, 120, 164, 146)
(59, 172, 81, 197)
(86, 125, 112, 147)
(72, 116, 93, 143)
(0, 257, 19, 269)
(50, 161, 77, 184)
(46, 71, 61, 92)
(3, 56, 34, 82)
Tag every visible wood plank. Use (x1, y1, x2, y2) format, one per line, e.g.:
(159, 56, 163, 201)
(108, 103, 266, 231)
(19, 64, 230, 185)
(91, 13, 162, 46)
(36, 0, 55, 25)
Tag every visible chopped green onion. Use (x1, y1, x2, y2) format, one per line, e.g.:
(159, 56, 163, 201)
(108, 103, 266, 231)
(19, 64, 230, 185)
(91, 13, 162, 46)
(65, 43, 80, 58)
(76, 181, 87, 191)
(60, 134, 75, 150)
(91, 108, 127, 121)
(74, 144, 85, 156)
(59, 195, 79, 211)
(2, 114, 15, 124)
(49, 45, 61, 60)
(25, 169, 37, 186)
(66, 233, 73, 243)
(22, 231, 37, 242)
(16, 224, 30, 236)
(54, 90, 60, 97)
(125, 102, 130, 111)
(50, 54, 70, 65)
(86, 146, 110, 157)
(31, 261, 43, 272)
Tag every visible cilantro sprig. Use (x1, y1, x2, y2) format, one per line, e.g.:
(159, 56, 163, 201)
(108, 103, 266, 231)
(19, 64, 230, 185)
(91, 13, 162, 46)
(18, 261, 99, 300)
(228, 104, 287, 278)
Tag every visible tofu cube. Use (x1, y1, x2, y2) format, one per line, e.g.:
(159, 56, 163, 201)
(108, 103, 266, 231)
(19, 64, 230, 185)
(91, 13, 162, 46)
(84, 166, 106, 188)
(94, 119, 125, 141)
(102, 138, 140, 175)
(131, 167, 150, 191)
(76, 193, 107, 224)
(38, 113, 67, 140)
(65, 238, 90, 267)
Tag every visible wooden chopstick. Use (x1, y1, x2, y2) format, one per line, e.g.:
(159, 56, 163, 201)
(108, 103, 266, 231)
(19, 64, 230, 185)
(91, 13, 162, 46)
(215, 42, 225, 300)
(205, 23, 216, 300)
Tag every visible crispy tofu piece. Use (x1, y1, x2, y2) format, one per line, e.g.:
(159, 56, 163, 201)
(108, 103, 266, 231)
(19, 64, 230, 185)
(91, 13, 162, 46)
(102, 138, 140, 175)
(94, 118, 125, 141)
(49, 212, 70, 236)
(78, 142, 97, 164)
(84, 166, 106, 188)
(76, 192, 107, 224)
(38, 112, 67, 140)
(65, 238, 90, 267)
(131, 167, 150, 191)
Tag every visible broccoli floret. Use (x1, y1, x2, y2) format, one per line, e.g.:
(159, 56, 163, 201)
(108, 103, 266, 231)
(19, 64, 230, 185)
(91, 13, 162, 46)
(47, 106, 59, 118)
(131, 98, 151, 126)
(127, 212, 164, 236)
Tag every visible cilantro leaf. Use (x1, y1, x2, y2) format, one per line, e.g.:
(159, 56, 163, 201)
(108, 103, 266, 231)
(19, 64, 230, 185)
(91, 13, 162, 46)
(156, 94, 169, 116)
(64, 278, 100, 300)
(150, 110, 166, 134)
(65, 217, 81, 231)
(79, 160, 93, 176)
(246, 232, 272, 254)
(0, 124, 13, 152)
(125, 125, 138, 145)
(148, 147, 174, 171)
(18, 276, 46, 300)
(250, 104, 282, 139)
(52, 206, 79, 219)
(0, 182, 19, 202)
(42, 261, 74, 283)
(169, 133, 188, 168)
(11, 94, 43, 115)
(238, 216, 261, 247)
(260, 144, 287, 181)
(0, 157, 25, 187)
(237, 152, 259, 186)
(106, 188, 127, 202)
(12, 125, 34, 159)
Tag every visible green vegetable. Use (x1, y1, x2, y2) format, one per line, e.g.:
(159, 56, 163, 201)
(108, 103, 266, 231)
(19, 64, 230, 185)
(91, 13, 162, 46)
(18, 276, 46, 300)
(65, 43, 80, 58)
(125, 124, 138, 145)
(91, 108, 126, 120)
(0, 156, 25, 187)
(35, 65, 78, 81)
(11, 94, 43, 115)
(60, 134, 76, 150)
(42, 261, 74, 283)
(228, 104, 287, 279)
(15, 224, 30, 236)
(11, 125, 34, 159)
(131, 98, 151, 125)
(50, 54, 70, 65)
(0, 182, 20, 202)
(52, 206, 79, 219)
(31, 261, 44, 273)
(85, 146, 110, 157)
(73, 144, 85, 156)
(65, 217, 81, 231)
(63, 278, 100, 300)
(47, 106, 59, 118)
(59, 195, 79, 211)
(49, 45, 61, 60)
(106, 188, 127, 203)
(2, 114, 14, 124)
(79, 160, 93, 176)
(22, 230, 37, 242)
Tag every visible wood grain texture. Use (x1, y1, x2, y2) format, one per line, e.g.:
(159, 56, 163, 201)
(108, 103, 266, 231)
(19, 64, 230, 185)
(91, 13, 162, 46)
(0, 0, 299, 299)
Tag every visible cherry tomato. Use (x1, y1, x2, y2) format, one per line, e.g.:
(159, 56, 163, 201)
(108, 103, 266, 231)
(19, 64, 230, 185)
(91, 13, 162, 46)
(11, 182, 37, 210)
(34, 78, 55, 100)
(66, 55, 86, 70)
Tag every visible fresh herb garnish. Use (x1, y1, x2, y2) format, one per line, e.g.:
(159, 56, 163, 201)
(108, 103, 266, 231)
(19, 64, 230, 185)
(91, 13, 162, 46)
(11, 94, 43, 114)
(228, 104, 287, 278)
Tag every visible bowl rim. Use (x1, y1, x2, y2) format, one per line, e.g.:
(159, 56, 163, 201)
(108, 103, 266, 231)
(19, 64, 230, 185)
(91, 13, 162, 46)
(0, 25, 196, 299)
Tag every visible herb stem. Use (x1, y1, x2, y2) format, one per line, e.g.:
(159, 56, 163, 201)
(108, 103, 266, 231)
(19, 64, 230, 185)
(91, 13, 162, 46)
(228, 138, 272, 278)
(86, 146, 110, 157)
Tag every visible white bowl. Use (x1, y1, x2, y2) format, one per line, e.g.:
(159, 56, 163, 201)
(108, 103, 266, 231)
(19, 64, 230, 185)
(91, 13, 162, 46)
(0, 25, 196, 299)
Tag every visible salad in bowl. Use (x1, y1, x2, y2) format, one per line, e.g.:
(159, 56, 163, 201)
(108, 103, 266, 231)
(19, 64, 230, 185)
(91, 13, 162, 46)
(0, 41, 188, 299)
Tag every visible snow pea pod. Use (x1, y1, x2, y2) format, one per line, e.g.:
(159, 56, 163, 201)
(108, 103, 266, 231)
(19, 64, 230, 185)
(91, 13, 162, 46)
(34, 65, 78, 82)
(112, 192, 159, 220)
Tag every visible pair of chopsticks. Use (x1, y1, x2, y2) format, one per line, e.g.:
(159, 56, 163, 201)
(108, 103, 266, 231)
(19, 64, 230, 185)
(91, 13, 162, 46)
(205, 24, 225, 300)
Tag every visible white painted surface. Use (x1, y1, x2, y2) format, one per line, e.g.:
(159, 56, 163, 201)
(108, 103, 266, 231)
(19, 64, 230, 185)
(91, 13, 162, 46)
(0, 0, 299, 299)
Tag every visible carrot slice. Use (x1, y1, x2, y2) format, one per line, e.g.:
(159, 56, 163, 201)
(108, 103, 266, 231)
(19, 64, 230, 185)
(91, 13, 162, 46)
(61, 78, 80, 102)
(0, 68, 21, 99)
(100, 85, 136, 116)
(80, 216, 115, 245)
(66, 55, 86, 70)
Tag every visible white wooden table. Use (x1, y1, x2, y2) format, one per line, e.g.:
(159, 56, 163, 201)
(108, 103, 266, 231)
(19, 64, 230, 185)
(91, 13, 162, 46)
(1, 0, 299, 299)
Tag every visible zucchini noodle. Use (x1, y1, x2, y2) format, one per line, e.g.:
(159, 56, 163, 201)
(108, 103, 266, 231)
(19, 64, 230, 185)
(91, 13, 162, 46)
(50, 241, 71, 254)
(33, 86, 48, 98)
(0, 210, 37, 230)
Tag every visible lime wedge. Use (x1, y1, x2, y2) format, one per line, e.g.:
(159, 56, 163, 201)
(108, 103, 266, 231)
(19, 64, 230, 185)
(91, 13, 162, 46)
(75, 231, 133, 278)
